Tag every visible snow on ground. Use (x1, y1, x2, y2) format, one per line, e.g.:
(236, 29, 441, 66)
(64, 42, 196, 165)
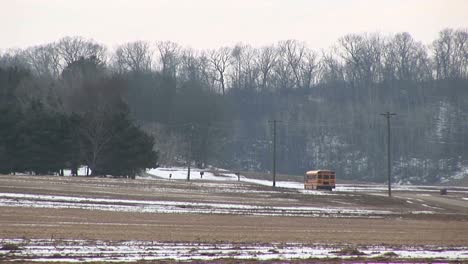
(336, 184, 468, 193)
(410, 211, 435, 214)
(1, 239, 467, 262)
(145, 167, 468, 195)
(146, 167, 231, 181)
(0, 192, 393, 218)
(145, 167, 333, 195)
(441, 165, 468, 183)
(242, 178, 335, 195)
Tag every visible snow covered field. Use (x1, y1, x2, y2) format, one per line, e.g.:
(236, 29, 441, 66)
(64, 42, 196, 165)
(1, 239, 467, 262)
(1, 169, 467, 263)
(0, 192, 394, 218)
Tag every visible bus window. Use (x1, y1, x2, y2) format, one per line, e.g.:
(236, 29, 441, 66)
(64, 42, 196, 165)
(318, 175, 322, 179)
(330, 175, 335, 179)
(324, 175, 329, 179)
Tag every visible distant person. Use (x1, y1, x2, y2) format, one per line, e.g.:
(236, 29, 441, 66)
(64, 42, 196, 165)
(235, 172, 240, 181)
(169, 173, 172, 180)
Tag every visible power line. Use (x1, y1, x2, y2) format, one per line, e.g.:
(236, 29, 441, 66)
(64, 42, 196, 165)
(148, 118, 468, 132)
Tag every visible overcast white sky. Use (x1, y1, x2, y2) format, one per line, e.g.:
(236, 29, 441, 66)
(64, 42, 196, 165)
(2, 0, 468, 50)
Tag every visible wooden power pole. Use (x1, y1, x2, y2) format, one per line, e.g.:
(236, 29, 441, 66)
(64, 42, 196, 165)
(269, 120, 281, 187)
(381, 112, 396, 197)
(187, 124, 194, 181)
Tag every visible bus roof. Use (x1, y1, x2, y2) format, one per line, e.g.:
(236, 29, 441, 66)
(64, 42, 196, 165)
(306, 170, 335, 174)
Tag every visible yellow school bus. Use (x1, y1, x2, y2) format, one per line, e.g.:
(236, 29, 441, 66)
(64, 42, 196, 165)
(304, 170, 336, 190)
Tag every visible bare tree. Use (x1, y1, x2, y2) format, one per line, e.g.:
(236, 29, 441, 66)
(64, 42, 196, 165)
(199, 52, 217, 91)
(74, 78, 125, 176)
(299, 48, 319, 89)
(241, 45, 260, 91)
(282, 40, 305, 89)
(80, 106, 114, 176)
(274, 43, 294, 91)
(179, 48, 199, 82)
(320, 50, 344, 84)
(57, 36, 107, 66)
(338, 33, 385, 85)
(433, 29, 455, 80)
(257, 45, 277, 91)
(24, 43, 62, 78)
(453, 29, 468, 79)
(113, 41, 153, 73)
(179, 48, 216, 90)
(209, 47, 231, 95)
(384, 32, 431, 82)
(0, 49, 29, 69)
(230, 44, 259, 90)
(156, 41, 180, 77)
(433, 28, 468, 79)
(230, 44, 244, 90)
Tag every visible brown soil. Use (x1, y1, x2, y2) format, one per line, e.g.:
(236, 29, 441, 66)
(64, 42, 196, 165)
(1, 174, 467, 247)
(1, 206, 467, 246)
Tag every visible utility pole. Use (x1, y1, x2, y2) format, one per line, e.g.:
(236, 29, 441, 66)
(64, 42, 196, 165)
(269, 120, 281, 187)
(381, 112, 396, 197)
(187, 124, 194, 181)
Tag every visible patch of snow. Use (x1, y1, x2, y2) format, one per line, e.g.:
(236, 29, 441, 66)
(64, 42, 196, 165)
(0, 192, 394, 218)
(435, 100, 450, 139)
(0, 239, 467, 262)
(145, 167, 468, 195)
(298, 189, 335, 195)
(453, 166, 468, 180)
(146, 167, 236, 181)
(145, 167, 335, 195)
(337, 184, 468, 194)
(411, 211, 435, 214)
(242, 178, 333, 195)
(421, 204, 442, 210)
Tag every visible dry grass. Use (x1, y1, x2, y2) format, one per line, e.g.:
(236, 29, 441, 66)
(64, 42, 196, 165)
(332, 247, 366, 256)
(0, 243, 20, 251)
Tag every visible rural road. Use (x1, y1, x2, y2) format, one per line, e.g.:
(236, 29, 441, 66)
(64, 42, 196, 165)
(395, 192, 468, 213)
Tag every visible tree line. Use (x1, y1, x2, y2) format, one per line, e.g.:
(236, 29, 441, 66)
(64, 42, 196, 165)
(0, 61, 157, 177)
(0, 28, 467, 183)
